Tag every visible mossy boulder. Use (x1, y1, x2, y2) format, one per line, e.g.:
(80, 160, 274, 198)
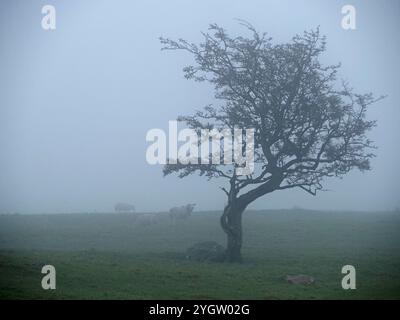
(186, 241, 226, 262)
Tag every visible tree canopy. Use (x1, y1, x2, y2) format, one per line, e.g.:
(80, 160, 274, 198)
(160, 22, 382, 206)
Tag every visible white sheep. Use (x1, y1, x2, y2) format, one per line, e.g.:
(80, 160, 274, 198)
(169, 204, 195, 221)
(114, 203, 135, 213)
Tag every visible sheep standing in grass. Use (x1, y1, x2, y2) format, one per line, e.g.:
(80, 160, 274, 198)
(114, 203, 135, 213)
(169, 204, 195, 222)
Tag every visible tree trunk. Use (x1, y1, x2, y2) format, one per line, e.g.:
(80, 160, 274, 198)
(220, 202, 245, 263)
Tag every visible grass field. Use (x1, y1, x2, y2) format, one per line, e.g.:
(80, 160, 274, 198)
(0, 209, 399, 299)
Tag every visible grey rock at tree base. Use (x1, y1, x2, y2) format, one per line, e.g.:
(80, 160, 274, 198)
(186, 241, 226, 262)
(286, 274, 315, 285)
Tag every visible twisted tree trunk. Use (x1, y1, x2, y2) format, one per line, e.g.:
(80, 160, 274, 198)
(220, 201, 246, 262)
(219, 173, 283, 262)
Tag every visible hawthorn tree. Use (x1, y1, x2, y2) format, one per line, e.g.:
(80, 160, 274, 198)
(160, 23, 382, 262)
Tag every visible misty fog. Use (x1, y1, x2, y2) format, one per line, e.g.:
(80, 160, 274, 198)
(0, 0, 399, 213)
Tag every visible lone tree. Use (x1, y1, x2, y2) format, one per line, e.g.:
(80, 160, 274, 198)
(160, 23, 382, 262)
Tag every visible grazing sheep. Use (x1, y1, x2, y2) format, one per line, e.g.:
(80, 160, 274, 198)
(114, 203, 135, 213)
(169, 204, 195, 221)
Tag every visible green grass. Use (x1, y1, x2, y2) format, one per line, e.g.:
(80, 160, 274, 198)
(0, 209, 399, 299)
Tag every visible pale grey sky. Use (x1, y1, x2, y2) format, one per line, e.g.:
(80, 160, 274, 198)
(0, 0, 399, 213)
